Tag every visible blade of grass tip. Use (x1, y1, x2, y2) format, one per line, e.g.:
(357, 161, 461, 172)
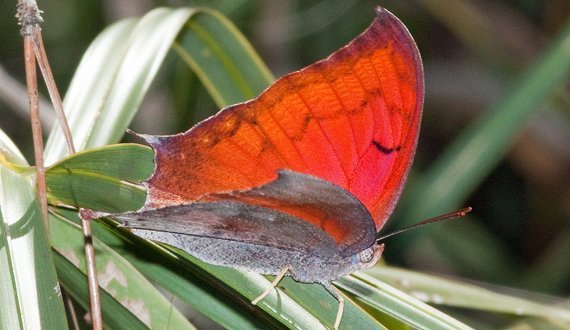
(46, 144, 153, 184)
(0, 130, 67, 329)
(402, 17, 570, 223)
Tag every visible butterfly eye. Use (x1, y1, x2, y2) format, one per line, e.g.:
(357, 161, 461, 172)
(359, 247, 374, 263)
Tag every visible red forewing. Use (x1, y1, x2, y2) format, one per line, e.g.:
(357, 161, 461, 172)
(141, 7, 423, 232)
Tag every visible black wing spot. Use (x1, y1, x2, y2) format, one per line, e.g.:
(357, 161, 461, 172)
(372, 141, 401, 155)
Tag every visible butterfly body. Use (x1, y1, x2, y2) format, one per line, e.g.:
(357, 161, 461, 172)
(131, 227, 383, 284)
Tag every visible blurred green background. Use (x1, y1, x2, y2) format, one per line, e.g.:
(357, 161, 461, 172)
(1, 0, 568, 307)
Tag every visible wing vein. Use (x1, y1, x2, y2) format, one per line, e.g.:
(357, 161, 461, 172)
(287, 77, 349, 184)
(316, 70, 360, 177)
(345, 65, 377, 188)
(255, 98, 312, 172)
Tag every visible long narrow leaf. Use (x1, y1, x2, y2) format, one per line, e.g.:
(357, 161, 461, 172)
(0, 130, 67, 329)
(368, 266, 570, 323)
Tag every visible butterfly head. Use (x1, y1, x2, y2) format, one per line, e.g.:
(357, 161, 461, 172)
(354, 243, 384, 270)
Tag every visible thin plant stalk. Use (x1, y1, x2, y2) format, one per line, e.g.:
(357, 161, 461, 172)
(63, 289, 81, 330)
(23, 34, 48, 226)
(33, 30, 75, 154)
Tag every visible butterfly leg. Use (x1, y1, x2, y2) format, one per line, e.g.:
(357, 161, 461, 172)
(252, 266, 290, 305)
(322, 282, 344, 330)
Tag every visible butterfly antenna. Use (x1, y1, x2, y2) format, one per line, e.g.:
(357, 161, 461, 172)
(376, 207, 472, 243)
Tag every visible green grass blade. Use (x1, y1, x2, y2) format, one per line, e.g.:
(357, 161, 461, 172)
(173, 8, 273, 107)
(0, 130, 67, 329)
(49, 211, 195, 329)
(47, 144, 154, 182)
(46, 144, 152, 212)
(369, 266, 570, 323)
(337, 274, 473, 330)
(53, 251, 148, 330)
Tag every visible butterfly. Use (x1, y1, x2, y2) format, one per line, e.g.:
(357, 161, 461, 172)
(83, 6, 423, 329)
